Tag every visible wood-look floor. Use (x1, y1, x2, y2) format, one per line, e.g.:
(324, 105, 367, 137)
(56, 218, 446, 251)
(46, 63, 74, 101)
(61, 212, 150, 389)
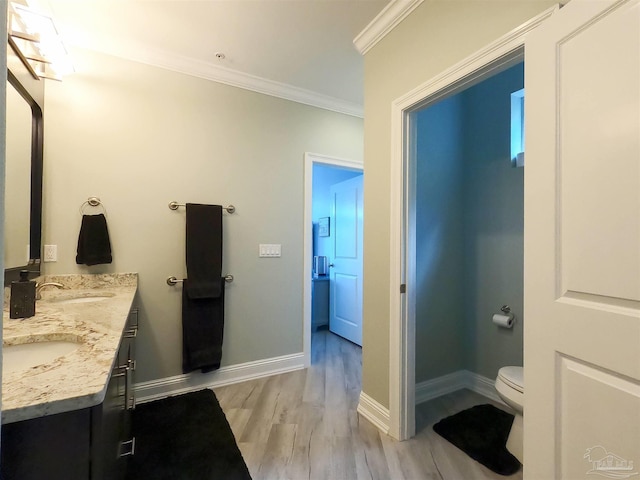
(214, 330, 522, 480)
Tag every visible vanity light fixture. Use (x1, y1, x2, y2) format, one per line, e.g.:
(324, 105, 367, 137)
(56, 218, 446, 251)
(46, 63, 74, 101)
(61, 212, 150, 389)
(8, 2, 74, 81)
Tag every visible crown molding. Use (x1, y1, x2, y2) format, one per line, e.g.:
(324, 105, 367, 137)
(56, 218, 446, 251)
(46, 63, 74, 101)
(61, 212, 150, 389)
(81, 45, 364, 118)
(353, 0, 424, 55)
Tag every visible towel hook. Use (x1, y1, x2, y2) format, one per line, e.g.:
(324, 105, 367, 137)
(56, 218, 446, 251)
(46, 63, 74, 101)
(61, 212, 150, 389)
(167, 275, 233, 286)
(168, 201, 235, 214)
(80, 197, 107, 216)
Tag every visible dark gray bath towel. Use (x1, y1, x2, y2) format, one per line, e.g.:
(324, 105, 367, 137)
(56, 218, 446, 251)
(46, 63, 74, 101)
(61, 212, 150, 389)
(185, 203, 223, 299)
(76, 214, 112, 266)
(182, 277, 225, 373)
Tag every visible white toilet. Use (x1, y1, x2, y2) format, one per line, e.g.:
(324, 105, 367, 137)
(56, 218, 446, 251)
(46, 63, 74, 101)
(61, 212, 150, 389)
(495, 366, 524, 464)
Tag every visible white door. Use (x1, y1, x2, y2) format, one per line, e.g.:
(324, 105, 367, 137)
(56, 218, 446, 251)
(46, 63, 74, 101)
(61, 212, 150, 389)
(329, 175, 363, 345)
(525, 1, 640, 478)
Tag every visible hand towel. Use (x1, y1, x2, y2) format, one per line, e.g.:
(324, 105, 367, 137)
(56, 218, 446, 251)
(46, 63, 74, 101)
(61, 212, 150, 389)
(76, 214, 112, 266)
(186, 203, 223, 299)
(182, 277, 225, 373)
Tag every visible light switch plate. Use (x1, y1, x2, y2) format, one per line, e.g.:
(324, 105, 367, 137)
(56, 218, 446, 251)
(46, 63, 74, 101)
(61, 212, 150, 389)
(259, 244, 281, 257)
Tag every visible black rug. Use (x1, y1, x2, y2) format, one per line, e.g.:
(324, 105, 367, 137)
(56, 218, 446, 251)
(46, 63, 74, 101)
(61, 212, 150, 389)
(128, 389, 251, 480)
(433, 404, 520, 476)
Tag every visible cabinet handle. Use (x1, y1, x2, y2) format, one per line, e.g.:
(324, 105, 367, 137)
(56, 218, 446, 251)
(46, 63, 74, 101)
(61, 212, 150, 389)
(125, 366, 131, 410)
(128, 308, 139, 329)
(118, 438, 136, 458)
(126, 365, 136, 410)
(124, 328, 137, 339)
(114, 367, 133, 408)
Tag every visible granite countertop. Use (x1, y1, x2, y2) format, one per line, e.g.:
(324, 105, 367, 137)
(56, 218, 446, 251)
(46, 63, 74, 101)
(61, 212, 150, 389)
(2, 273, 138, 424)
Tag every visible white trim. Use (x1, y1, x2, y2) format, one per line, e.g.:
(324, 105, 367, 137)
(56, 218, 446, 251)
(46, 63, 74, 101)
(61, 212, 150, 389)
(388, 5, 559, 441)
(415, 370, 469, 404)
(393, 5, 559, 112)
(415, 370, 505, 406)
(303, 152, 364, 368)
(465, 370, 504, 404)
(134, 352, 305, 404)
(357, 391, 391, 434)
(77, 45, 363, 118)
(353, 0, 424, 55)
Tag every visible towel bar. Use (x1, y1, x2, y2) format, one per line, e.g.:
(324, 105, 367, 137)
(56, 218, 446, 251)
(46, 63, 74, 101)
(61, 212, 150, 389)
(167, 275, 233, 286)
(168, 201, 235, 214)
(80, 197, 107, 216)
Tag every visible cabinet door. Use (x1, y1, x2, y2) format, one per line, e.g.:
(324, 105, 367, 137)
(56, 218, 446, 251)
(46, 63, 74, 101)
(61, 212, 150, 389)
(91, 364, 128, 480)
(1, 408, 92, 480)
(92, 308, 138, 479)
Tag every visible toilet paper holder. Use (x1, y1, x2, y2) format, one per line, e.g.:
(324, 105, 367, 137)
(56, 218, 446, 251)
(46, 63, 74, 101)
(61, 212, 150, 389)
(493, 305, 515, 329)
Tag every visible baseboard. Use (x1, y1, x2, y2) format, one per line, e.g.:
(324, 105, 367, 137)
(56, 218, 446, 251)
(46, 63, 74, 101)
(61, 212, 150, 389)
(415, 370, 506, 406)
(415, 370, 469, 404)
(465, 370, 503, 404)
(134, 352, 305, 404)
(357, 391, 390, 434)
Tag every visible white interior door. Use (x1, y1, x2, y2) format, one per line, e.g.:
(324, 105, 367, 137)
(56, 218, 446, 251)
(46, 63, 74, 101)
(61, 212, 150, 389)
(525, 0, 640, 477)
(329, 175, 363, 346)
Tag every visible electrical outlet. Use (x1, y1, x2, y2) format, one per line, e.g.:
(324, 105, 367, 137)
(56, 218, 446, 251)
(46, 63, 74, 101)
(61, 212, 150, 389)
(43, 245, 57, 262)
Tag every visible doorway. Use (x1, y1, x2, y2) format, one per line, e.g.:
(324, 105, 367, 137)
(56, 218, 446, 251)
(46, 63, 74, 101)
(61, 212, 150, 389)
(386, 6, 556, 441)
(413, 63, 524, 403)
(303, 153, 364, 366)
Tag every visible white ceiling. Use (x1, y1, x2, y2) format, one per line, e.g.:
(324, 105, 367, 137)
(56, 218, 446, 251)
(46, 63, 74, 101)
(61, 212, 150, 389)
(37, 1, 388, 114)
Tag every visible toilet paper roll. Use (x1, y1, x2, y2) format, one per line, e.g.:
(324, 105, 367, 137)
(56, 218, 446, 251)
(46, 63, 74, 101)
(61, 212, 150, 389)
(493, 313, 514, 328)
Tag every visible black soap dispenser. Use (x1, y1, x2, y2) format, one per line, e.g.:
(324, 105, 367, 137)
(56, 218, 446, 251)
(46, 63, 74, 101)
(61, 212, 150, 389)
(10, 270, 36, 319)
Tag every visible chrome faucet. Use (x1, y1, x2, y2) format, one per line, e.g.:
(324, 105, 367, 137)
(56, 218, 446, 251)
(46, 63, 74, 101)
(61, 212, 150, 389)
(35, 282, 64, 300)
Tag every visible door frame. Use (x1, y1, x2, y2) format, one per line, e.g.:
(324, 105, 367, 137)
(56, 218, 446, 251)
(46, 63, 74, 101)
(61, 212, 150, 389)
(303, 152, 364, 367)
(387, 5, 559, 441)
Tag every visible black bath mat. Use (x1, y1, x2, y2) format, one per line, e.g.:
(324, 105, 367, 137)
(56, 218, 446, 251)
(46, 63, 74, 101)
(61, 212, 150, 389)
(128, 389, 251, 480)
(433, 404, 520, 476)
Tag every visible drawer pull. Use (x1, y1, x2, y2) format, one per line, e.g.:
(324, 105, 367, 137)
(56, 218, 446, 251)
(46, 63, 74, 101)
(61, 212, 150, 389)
(124, 328, 137, 339)
(119, 438, 136, 458)
(128, 308, 139, 329)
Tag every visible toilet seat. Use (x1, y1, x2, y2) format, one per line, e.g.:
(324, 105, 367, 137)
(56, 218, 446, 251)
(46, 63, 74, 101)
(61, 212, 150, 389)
(498, 366, 524, 394)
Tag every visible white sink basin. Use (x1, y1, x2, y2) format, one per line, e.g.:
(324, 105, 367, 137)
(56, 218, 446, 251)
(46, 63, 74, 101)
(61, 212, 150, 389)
(49, 293, 115, 304)
(3, 336, 82, 374)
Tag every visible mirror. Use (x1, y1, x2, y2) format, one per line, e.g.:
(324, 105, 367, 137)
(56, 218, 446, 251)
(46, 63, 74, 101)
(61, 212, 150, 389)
(5, 79, 32, 269)
(4, 43, 44, 284)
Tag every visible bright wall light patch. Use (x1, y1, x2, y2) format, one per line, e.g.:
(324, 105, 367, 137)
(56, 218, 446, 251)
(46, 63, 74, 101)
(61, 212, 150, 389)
(510, 88, 525, 168)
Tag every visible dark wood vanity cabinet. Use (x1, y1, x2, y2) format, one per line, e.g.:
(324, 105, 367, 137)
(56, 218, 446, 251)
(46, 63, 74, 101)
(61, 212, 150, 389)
(91, 306, 138, 479)
(1, 308, 138, 480)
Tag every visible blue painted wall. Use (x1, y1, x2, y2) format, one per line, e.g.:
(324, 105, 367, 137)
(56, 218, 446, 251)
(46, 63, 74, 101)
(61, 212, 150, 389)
(415, 94, 467, 380)
(415, 62, 524, 384)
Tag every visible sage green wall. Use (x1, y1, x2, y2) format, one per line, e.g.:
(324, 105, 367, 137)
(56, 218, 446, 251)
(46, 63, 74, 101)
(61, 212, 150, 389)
(362, 0, 556, 407)
(42, 48, 363, 383)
